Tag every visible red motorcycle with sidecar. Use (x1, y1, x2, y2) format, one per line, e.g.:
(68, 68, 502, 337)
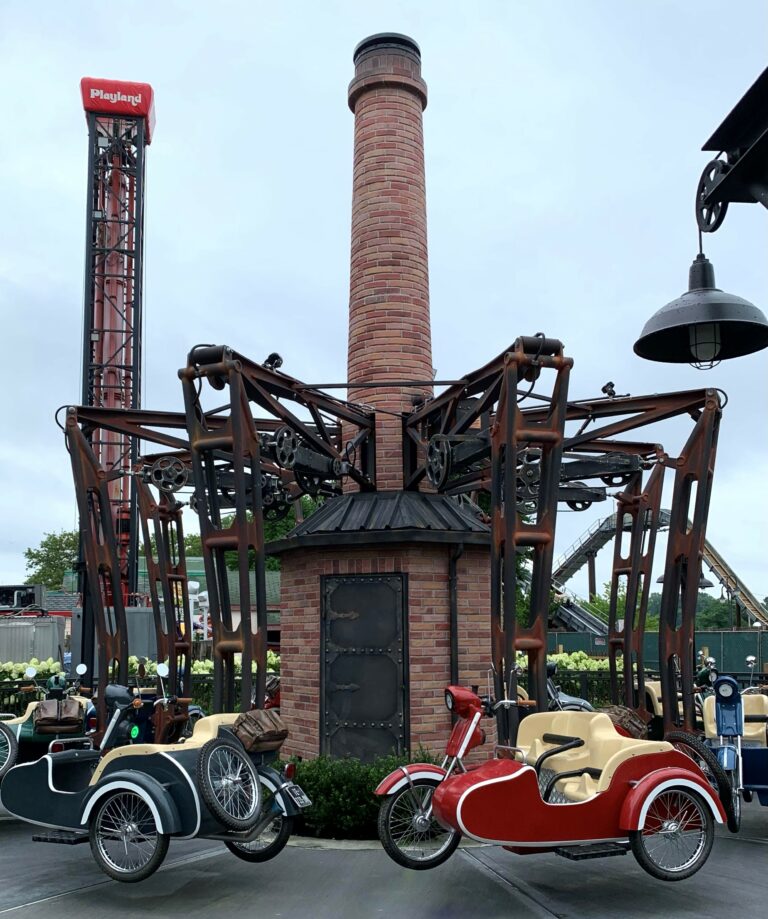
(376, 684, 725, 882)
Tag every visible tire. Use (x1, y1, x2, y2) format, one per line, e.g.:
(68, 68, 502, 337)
(630, 787, 714, 881)
(728, 784, 742, 833)
(225, 788, 294, 862)
(89, 790, 170, 883)
(197, 737, 261, 830)
(377, 779, 461, 870)
(0, 722, 18, 780)
(664, 730, 737, 833)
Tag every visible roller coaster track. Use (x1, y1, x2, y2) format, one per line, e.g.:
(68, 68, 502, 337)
(553, 509, 768, 627)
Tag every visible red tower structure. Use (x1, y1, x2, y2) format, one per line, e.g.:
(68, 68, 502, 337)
(79, 78, 154, 600)
(72, 79, 154, 674)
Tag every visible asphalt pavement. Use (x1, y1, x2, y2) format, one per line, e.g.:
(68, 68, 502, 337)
(0, 802, 766, 918)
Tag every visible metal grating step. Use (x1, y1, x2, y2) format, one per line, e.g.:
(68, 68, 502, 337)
(555, 843, 629, 861)
(32, 831, 89, 845)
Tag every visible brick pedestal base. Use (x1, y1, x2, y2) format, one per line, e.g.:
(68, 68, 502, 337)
(280, 543, 491, 760)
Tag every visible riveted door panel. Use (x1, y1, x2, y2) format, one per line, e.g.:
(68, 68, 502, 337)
(321, 574, 408, 761)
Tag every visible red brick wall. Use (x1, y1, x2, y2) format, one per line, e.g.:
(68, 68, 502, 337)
(345, 37, 432, 491)
(280, 543, 491, 760)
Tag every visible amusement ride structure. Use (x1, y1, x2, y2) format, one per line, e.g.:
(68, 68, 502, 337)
(64, 39, 736, 756)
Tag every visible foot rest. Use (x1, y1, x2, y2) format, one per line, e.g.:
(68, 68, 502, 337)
(555, 843, 629, 861)
(32, 831, 89, 845)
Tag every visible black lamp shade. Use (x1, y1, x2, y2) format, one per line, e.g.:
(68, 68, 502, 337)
(634, 254, 768, 363)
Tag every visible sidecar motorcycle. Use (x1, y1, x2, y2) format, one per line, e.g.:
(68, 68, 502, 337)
(376, 684, 725, 882)
(0, 664, 92, 780)
(0, 666, 310, 882)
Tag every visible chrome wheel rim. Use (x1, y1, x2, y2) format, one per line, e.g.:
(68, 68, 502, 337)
(95, 792, 159, 874)
(388, 786, 455, 862)
(640, 790, 708, 873)
(206, 746, 259, 821)
(234, 792, 282, 852)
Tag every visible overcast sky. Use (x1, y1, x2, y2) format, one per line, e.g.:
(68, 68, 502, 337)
(0, 1, 766, 605)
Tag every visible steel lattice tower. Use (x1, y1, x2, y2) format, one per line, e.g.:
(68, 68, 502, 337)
(79, 78, 154, 604)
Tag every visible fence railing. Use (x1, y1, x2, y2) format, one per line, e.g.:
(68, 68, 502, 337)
(3, 672, 764, 721)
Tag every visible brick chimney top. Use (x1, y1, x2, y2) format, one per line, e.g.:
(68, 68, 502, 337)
(349, 33, 427, 112)
(346, 33, 432, 491)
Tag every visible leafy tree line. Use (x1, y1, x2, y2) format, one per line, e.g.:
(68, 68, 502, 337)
(584, 581, 744, 630)
(23, 497, 322, 589)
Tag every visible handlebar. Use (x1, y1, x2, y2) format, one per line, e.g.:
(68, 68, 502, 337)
(492, 698, 537, 711)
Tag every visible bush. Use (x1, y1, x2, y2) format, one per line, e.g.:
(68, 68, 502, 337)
(291, 750, 438, 840)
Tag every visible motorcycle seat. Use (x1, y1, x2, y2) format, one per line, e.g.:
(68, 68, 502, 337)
(516, 712, 673, 803)
(703, 693, 768, 747)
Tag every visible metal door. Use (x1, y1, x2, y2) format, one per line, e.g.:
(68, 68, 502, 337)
(321, 574, 408, 761)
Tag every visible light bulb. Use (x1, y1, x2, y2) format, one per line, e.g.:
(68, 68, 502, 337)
(689, 322, 721, 363)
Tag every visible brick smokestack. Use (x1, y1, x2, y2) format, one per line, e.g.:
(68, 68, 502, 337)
(347, 34, 432, 491)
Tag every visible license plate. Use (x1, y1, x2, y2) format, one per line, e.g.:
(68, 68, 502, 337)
(285, 782, 312, 809)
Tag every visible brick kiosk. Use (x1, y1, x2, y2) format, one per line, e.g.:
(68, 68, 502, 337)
(273, 35, 492, 762)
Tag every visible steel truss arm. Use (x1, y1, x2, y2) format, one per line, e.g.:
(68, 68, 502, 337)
(180, 358, 269, 714)
(489, 338, 572, 745)
(606, 463, 665, 721)
(658, 392, 721, 735)
(135, 480, 192, 697)
(65, 411, 129, 732)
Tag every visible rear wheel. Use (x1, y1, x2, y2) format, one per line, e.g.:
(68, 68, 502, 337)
(377, 779, 460, 870)
(197, 737, 261, 830)
(630, 787, 713, 881)
(89, 790, 169, 882)
(226, 791, 294, 863)
(0, 722, 18, 779)
(664, 730, 737, 832)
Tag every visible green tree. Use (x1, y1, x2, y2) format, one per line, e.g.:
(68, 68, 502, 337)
(24, 530, 79, 589)
(139, 531, 203, 558)
(223, 496, 322, 572)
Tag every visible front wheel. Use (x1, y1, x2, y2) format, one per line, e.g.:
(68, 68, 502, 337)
(630, 787, 714, 881)
(89, 790, 170, 882)
(0, 722, 18, 780)
(225, 783, 293, 862)
(377, 779, 461, 870)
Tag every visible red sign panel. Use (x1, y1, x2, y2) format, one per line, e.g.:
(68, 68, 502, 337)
(80, 77, 156, 143)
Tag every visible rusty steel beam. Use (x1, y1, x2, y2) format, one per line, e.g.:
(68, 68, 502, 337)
(65, 412, 129, 732)
(606, 462, 665, 722)
(180, 359, 269, 714)
(489, 337, 572, 745)
(135, 479, 192, 698)
(658, 392, 721, 736)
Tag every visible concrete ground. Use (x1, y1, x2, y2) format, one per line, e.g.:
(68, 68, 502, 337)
(0, 802, 766, 918)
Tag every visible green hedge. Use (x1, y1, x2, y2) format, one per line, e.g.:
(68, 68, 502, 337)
(291, 750, 438, 840)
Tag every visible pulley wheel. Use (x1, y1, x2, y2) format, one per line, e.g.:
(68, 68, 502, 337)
(149, 457, 189, 493)
(274, 426, 299, 469)
(695, 159, 729, 233)
(426, 437, 451, 489)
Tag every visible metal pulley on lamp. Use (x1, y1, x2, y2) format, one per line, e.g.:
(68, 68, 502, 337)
(633, 251, 768, 367)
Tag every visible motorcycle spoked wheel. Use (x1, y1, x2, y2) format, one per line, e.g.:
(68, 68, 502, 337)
(89, 790, 170, 883)
(664, 730, 739, 833)
(630, 787, 714, 881)
(225, 789, 294, 862)
(197, 737, 262, 831)
(377, 779, 461, 870)
(0, 722, 18, 779)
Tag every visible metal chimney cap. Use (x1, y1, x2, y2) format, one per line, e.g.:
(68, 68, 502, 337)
(353, 33, 421, 62)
